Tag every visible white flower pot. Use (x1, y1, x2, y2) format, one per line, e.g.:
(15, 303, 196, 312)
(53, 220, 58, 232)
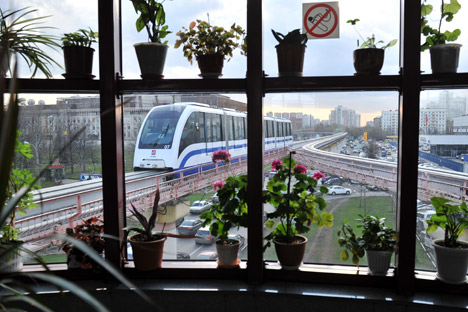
(366, 250, 393, 275)
(216, 239, 240, 268)
(432, 238, 468, 284)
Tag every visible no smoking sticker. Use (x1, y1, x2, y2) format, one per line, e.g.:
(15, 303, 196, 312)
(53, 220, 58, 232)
(303, 2, 340, 39)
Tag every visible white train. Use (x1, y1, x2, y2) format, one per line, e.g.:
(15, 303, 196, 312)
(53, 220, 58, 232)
(133, 103, 293, 173)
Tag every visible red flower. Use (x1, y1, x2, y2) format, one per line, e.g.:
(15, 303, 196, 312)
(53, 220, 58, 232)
(293, 165, 307, 174)
(271, 160, 283, 170)
(213, 180, 226, 191)
(312, 171, 325, 181)
(212, 150, 232, 163)
(189, 21, 196, 29)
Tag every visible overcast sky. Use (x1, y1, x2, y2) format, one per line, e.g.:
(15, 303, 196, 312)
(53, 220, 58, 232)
(6, 0, 468, 125)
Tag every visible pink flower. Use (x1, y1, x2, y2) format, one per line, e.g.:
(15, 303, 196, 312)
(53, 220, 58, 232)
(271, 160, 283, 170)
(312, 171, 325, 181)
(212, 150, 232, 163)
(293, 165, 307, 174)
(213, 180, 225, 191)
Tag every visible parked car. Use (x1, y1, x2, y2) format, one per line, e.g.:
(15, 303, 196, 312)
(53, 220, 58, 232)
(177, 219, 203, 235)
(269, 170, 277, 179)
(210, 194, 219, 203)
(324, 177, 342, 185)
(228, 233, 246, 248)
(194, 227, 216, 245)
(366, 185, 381, 191)
(196, 251, 218, 260)
(190, 200, 212, 214)
(327, 185, 352, 195)
(177, 252, 191, 260)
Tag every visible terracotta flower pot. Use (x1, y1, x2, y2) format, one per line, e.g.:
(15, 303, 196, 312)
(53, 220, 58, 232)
(129, 234, 166, 271)
(273, 235, 308, 270)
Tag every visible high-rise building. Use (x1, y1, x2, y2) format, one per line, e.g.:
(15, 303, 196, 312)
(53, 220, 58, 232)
(329, 105, 361, 128)
(381, 110, 399, 135)
(419, 108, 446, 134)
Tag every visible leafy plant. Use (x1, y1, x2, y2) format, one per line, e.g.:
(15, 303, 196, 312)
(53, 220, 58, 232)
(174, 20, 246, 64)
(62, 28, 98, 48)
(421, 0, 461, 51)
(200, 150, 248, 241)
(337, 215, 397, 268)
(0, 7, 61, 78)
(130, 0, 170, 44)
(347, 19, 397, 50)
(127, 188, 165, 241)
(426, 196, 468, 247)
(263, 151, 332, 249)
(271, 29, 307, 45)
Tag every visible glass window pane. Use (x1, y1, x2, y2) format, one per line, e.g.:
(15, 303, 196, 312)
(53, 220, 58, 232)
(123, 93, 248, 263)
(263, 92, 399, 269)
(416, 89, 468, 272)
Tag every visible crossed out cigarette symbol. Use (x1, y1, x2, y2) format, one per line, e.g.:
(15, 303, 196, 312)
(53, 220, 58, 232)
(308, 9, 331, 32)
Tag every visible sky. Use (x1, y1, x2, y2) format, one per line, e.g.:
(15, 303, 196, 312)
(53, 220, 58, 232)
(5, 0, 468, 125)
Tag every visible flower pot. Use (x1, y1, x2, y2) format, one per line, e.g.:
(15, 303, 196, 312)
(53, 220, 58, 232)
(62, 46, 95, 79)
(273, 235, 308, 270)
(196, 54, 224, 78)
(429, 44, 461, 74)
(275, 43, 306, 77)
(134, 42, 168, 79)
(0, 243, 23, 273)
(366, 250, 393, 275)
(353, 48, 384, 75)
(216, 239, 240, 268)
(432, 238, 468, 284)
(129, 234, 166, 270)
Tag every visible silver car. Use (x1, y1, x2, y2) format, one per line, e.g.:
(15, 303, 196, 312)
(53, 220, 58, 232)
(194, 227, 216, 245)
(189, 200, 212, 214)
(327, 185, 352, 195)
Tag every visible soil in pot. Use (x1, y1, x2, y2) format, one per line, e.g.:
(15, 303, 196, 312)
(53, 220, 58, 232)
(216, 239, 240, 268)
(432, 238, 468, 284)
(129, 234, 166, 271)
(273, 235, 308, 270)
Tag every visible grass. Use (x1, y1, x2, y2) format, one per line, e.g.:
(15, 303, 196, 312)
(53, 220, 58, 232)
(25, 254, 67, 264)
(188, 192, 215, 205)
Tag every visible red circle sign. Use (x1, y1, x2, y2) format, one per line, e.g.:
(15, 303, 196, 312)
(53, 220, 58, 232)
(304, 3, 338, 38)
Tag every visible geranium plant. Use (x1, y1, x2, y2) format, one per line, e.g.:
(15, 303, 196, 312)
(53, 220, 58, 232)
(174, 20, 246, 64)
(263, 151, 332, 249)
(200, 150, 248, 242)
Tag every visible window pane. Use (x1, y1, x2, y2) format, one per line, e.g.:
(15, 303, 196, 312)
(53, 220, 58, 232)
(264, 0, 400, 76)
(123, 94, 248, 263)
(263, 92, 399, 269)
(14, 93, 102, 266)
(415, 89, 468, 272)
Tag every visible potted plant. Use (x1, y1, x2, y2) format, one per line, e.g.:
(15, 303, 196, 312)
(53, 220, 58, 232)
(337, 215, 397, 275)
(200, 150, 248, 268)
(271, 29, 308, 77)
(0, 137, 40, 273)
(263, 151, 332, 270)
(61, 28, 98, 79)
(0, 7, 61, 78)
(126, 188, 167, 270)
(347, 19, 397, 75)
(131, 0, 171, 79)
(60, 217, 105, 271)
(421, 0, 462, 73)
(426, 197, 468, 284)
(175, 20, 246, 78)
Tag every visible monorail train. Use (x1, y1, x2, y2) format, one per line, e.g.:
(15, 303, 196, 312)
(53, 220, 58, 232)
(133, 103, 293, 172)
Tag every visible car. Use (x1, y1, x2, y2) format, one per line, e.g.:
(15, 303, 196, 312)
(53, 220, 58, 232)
(177, 252, 191, 260)
(194, 227, 216, 244)
(228, 233, 246, 248)
(210, 194, 219, 203)
(366, 185, 381, 191)
(269, 170, 277, 179)
(196, 251, 218, 260)
(324, 177, 342, 185)
(327, 185, 352, 195)
(189, 200, 212, 214)
(177, 219, 203, 235)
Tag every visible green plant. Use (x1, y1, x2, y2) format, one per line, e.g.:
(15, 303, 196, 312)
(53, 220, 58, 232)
(263, 151, 332, 249)
(0, 7, 61, 78)
(347, 19, 397, 49)
(426, 197, 468, 247)
(271, 29, 307, 45)
(200, 150, 248, 241)
(130, 0, 170, 44)
(127, 188, 165, 241)
(174, 19, 246, 64)
(421, 0, 461, 51)
(61, 28, 98, 47)
(337, 215, 397, 267)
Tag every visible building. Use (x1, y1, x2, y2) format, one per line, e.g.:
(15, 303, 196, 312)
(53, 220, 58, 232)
(381, 110, 399, 135)
(419, 108, 446, 134)
(329, 105, 361, 128)
(453, 115, 468, 134)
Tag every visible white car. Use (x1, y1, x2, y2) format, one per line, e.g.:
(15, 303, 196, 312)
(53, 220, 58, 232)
(327, 185, 352, 195)
(189, 200, 212, 214)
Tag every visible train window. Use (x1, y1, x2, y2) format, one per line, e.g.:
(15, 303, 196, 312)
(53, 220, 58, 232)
(179, 112, 202, 155)
(235, 117, 245, 140)
(228, 116, 235, 141)
(206, 113, 213, 143)
(213, 114, 223, 141)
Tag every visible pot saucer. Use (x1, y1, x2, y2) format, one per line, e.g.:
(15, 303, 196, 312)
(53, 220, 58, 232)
(217, 258, 240, 268)
(199, 73, 222, 79)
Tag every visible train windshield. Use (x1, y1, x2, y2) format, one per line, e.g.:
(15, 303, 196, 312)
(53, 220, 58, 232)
(138, 105, 186, 149)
